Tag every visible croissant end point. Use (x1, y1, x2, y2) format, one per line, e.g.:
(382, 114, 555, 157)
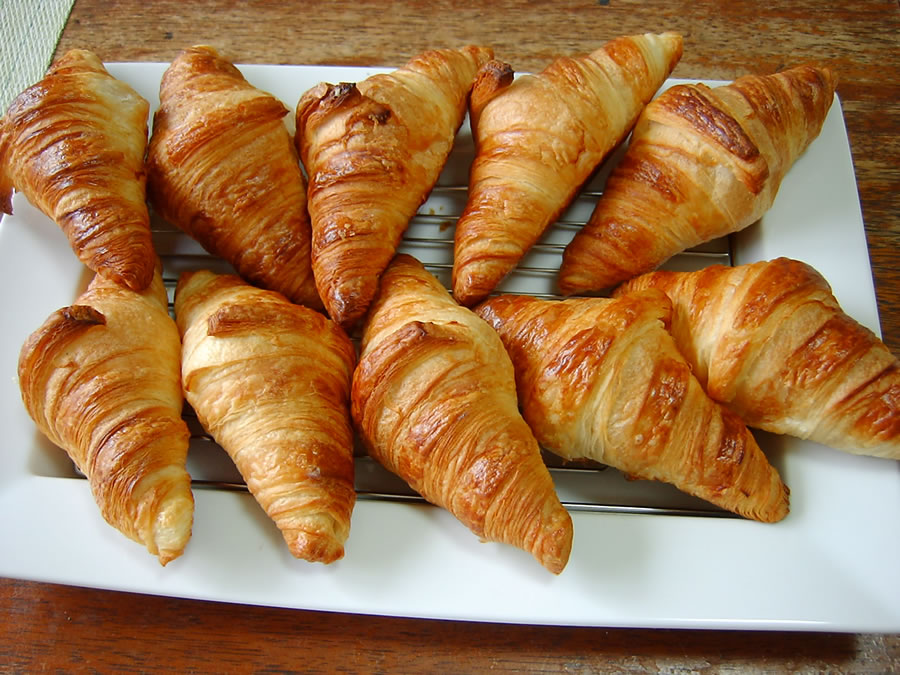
(284, 528, 346, 564)
(541, 526, 574, 575)
(151, 491, 194, 566)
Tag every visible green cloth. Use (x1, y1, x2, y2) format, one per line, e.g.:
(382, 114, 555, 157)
(1, 0, 76, 111)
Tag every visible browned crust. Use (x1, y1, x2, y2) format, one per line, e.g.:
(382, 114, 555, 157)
(468, 59, 514, 132)
(18, 305, 108, 422)
(660, 84, 761, 163)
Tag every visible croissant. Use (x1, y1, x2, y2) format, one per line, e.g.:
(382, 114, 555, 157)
(295, 45, 493, 327)
(147, 46, 321, 309)
(0, 49, 156, 291)
(451, 32, 684, 306)
(475, 292, 789, 522)
(559, 64, 838, 295)
(18, 268, 193, 564)
(352, 254, 573, 573)
(175, 270, 357, 563)
(616, 258, 900, 459)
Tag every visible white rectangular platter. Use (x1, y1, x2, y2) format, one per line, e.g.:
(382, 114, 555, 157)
(1, 62, 898, 632)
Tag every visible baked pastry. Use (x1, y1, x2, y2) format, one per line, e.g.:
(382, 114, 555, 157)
(175, 270, 356, 563)
(559, 64, 838, 294)
(452, 32, 683, 306)
(0, 49, 155, 291)
(147, 46, 321, 309)
(295, 45, 493, 327)
(476, 291, 789, 522)
(352, 254, 573, 573)
(18, 267, 193, 564)
(616, 258, 900, 459)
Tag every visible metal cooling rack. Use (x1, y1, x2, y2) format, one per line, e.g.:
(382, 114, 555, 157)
(153, 180, 735, 519)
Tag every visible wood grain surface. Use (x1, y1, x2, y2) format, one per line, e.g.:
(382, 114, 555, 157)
(3, 0, 899, 672)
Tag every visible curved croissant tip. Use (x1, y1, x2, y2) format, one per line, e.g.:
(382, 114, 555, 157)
(52, 49, 106, 73)
(171, 45, 244, 81)
(185, 44, 219, 57)
(174, 268, 206, 300)
(324, 82, 360, 106)
(295, 81, 360, 134)
(108, 267, 155, 293)
(452, 282, 493, 309)
(156, 547, 183, 566)
(753, 481, 791, 524)
(538, 519, 574, 575)
(628, 32, 683, 68)
(284, 528, 346, 564)
(151, 491, 194, 566)
(480, 58, 514, 80)
(455, 45, 495, 65)
(471, 59, 515, 118)
(0, 122, 12, 211)
(811, 63, 840, 92)
(60, 304, 107, 326)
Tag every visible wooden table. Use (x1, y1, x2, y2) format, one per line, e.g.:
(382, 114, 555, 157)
(3, 0, 899, 671)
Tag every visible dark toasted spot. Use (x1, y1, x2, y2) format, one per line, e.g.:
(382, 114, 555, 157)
(661, 85, 759, 162)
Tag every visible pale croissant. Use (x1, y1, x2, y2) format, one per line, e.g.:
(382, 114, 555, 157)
(616, 258, 899, 459)
(352, 254, 573, 573)
(18, 268, 193, 564)
(452, 32, 683, 306)
(295, 46, 493, 327)
(175, 271, 357, 563)
(476, 292, 789, 522)
(0, 49, 156, 291)
(560, 64, 837, 294)
(147, 46, 321, 309)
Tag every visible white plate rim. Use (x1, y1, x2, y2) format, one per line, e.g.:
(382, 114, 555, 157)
(1, 61, 898, 633)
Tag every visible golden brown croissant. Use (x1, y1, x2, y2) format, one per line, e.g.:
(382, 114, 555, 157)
(616, 258, 900, 459)
(452, 32, 683, 306)
(559, 64, 837, 295)
(476, 292, 789, 522)
(18, 268, 193, 564)
(147, 46, 321, 309)
(175, 270, 356, 563)
(351, 254, 573, 573)
(295, 45, 493, 327)
(0, 49, 156, 291)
